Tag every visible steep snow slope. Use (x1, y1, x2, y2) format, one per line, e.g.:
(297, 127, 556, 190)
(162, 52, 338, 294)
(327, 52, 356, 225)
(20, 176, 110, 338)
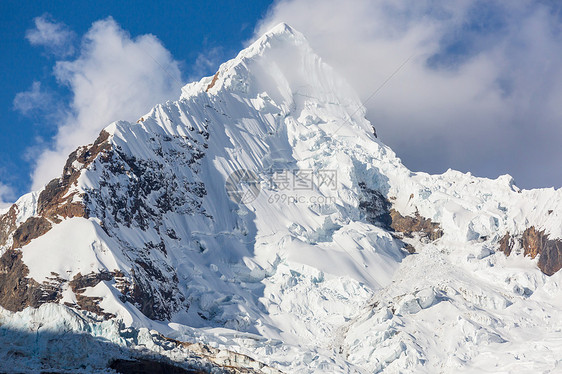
(1, 23, 561, 373)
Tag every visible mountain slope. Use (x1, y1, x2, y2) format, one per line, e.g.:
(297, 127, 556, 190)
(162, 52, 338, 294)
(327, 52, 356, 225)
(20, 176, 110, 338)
(1, 23, 561, 373)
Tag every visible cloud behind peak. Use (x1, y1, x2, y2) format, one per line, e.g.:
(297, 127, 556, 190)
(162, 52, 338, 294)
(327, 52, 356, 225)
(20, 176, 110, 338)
(256, 0, 562, 188)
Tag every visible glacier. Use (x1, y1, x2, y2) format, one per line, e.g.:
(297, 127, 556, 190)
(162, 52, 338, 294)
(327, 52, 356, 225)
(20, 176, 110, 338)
(1, 23, 562, 373)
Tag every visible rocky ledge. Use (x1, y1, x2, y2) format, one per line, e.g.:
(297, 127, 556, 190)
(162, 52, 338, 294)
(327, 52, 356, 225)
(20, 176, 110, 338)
(499, 226, 562, 276)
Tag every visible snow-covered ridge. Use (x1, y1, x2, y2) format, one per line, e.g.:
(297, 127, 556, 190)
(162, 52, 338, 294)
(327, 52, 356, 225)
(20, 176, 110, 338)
(1, 22, 562, 373)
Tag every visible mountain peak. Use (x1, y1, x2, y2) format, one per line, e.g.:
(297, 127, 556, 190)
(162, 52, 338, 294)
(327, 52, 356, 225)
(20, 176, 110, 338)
(261, 22, 297, 38)
(181, 22, 313, 98)
(2, 22, 562, 374)
(179, 22, 377, 139)
(244, 22, 304, 55)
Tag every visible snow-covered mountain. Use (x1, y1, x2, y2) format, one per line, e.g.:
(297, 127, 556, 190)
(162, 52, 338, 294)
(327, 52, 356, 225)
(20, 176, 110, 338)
(1, 23, 562, 373)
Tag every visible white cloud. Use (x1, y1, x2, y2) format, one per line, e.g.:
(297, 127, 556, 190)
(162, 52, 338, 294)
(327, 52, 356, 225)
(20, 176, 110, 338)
(27, 17, 184, 190)
(26, 14, 75, 57)
(0, 183, 15, 209)
(256, 0, 562, 188)
(188, 46, 223, 82)
(13, 81, 53, 115)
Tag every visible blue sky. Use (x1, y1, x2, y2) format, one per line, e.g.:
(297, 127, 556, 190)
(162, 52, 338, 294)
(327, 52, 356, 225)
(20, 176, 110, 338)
(2, 0, 562, 207)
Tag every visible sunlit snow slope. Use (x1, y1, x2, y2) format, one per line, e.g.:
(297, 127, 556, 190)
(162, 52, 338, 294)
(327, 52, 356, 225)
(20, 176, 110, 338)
(1, 23, 562, 373)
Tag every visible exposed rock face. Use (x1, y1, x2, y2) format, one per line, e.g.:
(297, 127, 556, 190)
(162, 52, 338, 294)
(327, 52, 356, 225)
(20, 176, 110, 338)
(0, 249, 62, 312)
(68, 272, 116, 319)
(0, 262, 181, 321)
(389, 209, 444, 241)
(206, 72, 220, 92)
(500, 227, 562, 276)
(536, 238, 562, 276)
(86, 131, 207, 231)
(0, 131, 117, 315)
(109, 359, 208, 374)
(65, 269, 183, 320)
(11, 216, 52, 249)
(0, 205, 17, 247)
(522, 227, 545, 259)
(87, 149, 206, 230)
(128, 259, 184, 321)
(38, 130, 110, 223)
(0, 126, 202, 321)
(79, 129, 208, 321)
(358, 183, 443, 250)
(499, 233, 515, 256)
(0, 130, 111, 251)
(358, 182, 392, 229)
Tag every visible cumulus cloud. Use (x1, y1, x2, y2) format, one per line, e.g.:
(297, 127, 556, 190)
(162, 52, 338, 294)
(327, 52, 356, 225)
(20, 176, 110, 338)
(22, 17, 183, 190)
(188, 46, 223, 82)
(26, 14, 75, 57)
(256, 0, 562, 188)
(0, 183, 15, 210)
(13, 81, 54, 116)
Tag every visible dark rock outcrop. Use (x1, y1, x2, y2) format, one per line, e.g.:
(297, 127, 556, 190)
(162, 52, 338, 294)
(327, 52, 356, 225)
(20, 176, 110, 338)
(80, 130, 206, 320)
(0, 204, 18, 247)
(205, 72, 219, 92)
(389, 209, 443, 241)
(127, 259, 184, 321)
(67, 271, 117, 319)
(357, 183, 443, 251)
(535, 239, 562, 276)
(499, 227, 562, 276)
(499, 233, 515, 256)
(11, 216, 52, 249)
(358, 182, 392, 229)
(0, 130, 111, 252)
(109, 359, 208, 374)
(0, 131, 118, 314)
(0, 249, 62, 312)
(38, 130, 110, 223)
(522, 227, 546, 259)
(0, 127, 198, 321)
